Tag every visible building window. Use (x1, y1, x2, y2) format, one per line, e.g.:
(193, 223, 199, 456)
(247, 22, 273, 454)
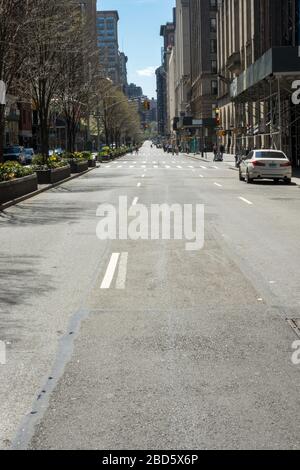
(210, 18, 216, 33)
(210, 39, 217, 54)
(211, 80, 218, 96)
(211, 60, 217, 74)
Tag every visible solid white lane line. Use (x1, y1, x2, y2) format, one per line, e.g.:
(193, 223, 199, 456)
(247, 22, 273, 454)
(199, 174, 204, 178)
(116, 252, 129, 290)
(177, 166, 182, 169)
(200, 166, 207, 170)
(132, 197, 139, 206)
(137, 182, 141, 187)
(239, 197, 253, 205)
(100, 253, 120, 289)
(214, 183, 223, 187)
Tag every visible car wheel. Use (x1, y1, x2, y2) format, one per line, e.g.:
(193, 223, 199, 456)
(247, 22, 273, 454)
(285, 178, 292, 185)
(239, 169, 245, 181)
(273, 179, 279, 184)
(246, 170, 253, 184)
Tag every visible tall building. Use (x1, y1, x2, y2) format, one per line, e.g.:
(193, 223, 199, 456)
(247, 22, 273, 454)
(119, 52, 128, 94)
(156, 66, 167, 136)
(167, 47, 176, 136)
(127, 83, 143, 99)
(175, 0, 191, 117)
(170, 0, 192, 148)
(188, 0, 218, 151)
(157, 9, 176, 136)
(97, 11, 120, 84)
(217, 0, 300, 165)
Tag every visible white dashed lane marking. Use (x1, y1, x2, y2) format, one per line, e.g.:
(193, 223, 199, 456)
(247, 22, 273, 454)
(239, 197, 253, 205)
(100, 253, 120, 289)
(116, 252, 129, 290)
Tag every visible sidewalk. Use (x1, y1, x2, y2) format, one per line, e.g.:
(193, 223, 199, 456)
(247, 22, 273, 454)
(182, 151, 235, 164)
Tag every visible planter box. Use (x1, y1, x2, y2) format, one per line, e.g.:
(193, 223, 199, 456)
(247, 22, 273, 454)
(69, 160, 89, 173)
(0, 174, 38, 205)
(88, 159, 96, 168)
(35, 165, 71, 184)
(99, 155, 111, 163)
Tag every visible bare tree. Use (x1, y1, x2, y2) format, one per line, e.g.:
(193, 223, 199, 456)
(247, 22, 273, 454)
(20, 0, 80, 161)
(0, 0, 31, 161)
(57, 11, 100, 153)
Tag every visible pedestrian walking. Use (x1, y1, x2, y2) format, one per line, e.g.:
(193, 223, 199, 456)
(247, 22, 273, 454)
(219, 144, 225, 161)
(213, 144, 217, 161)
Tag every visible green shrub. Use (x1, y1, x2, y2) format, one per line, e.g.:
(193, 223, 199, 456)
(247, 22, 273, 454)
(81, 151, 92, 160)
(99, 146, 110, 157)
(0, 161, 34, 182)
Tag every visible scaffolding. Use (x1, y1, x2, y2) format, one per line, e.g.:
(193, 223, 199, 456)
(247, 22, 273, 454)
(230, 48, 300, 167)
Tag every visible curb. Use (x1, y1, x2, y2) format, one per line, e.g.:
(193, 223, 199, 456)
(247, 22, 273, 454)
(0, 166, 100, 211)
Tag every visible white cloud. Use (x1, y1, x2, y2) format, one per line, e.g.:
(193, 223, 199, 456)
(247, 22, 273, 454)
(136, 66, 157, 77)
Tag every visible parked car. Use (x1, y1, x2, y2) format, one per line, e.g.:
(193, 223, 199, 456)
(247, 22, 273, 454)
(239, 149, 292, 184)
(3, 146, 26, 164)
(49, 148, 64, 157)
(24, 148, 35, 164)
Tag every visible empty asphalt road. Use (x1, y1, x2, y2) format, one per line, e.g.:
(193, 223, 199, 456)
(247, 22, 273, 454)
(1, 142, 300, 450)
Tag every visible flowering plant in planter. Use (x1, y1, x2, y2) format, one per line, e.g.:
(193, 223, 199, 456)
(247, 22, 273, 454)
(65, 151, 86, 162)
(32, 154, 69, 170)
(0, 162, 34, 182)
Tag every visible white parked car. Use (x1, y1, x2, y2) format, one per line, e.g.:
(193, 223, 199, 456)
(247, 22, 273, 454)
(239, 149, 292, 184)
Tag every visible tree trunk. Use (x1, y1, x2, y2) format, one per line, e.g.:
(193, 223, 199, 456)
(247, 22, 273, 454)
(39, 109, 49, 164)
(0, 104, 5, 163)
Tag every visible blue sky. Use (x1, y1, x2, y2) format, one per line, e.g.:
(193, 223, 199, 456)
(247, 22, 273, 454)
(97, 0, 175, 98)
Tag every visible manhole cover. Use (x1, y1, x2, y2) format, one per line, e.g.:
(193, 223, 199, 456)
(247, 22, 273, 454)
(287, 319, 300, 338)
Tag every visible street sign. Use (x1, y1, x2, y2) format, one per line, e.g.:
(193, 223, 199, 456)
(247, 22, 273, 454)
(0, 80, 6, 105)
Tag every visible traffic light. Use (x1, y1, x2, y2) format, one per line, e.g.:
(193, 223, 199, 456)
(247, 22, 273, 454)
(215, 108, 221, 126)
(143, 100, 150, 111)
